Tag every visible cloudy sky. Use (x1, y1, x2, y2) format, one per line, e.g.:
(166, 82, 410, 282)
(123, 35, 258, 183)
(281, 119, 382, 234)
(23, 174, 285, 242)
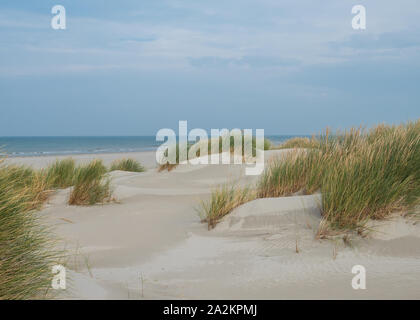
(0, 0, 419, 136)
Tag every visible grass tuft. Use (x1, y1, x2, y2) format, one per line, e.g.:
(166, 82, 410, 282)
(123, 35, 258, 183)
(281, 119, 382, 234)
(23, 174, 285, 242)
(273, 136, 319, 149)
(259, 120, 420, 234)
(68, 160, 112, 206)
(198, 184, 256, 230)
(110, 158, 145, 173)
(1, 156, 120, 298)
(198, 120, 420, 233)
(319, 122, 420, 232)
(0, 160, 61, 299)
(257, 149, 323, 198)
(45, 158, 76, 189)
(3, 164, 52, 210)
(158, 135, 271, 172)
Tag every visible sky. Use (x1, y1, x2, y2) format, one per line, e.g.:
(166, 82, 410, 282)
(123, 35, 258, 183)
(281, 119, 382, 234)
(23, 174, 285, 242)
(0, 0, 419, 136)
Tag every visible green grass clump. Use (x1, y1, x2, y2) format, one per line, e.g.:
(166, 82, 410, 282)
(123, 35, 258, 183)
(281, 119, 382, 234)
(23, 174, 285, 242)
(319, 122, 420, 232)
(258, 120, 420, 234)
(199, 120, 420, 233)
(69, 160, 112, 206)
(263, 138, 272, 151)
(257, 149, 324, 198)
(157, 142, 192, 172)
(45, 158, 76, 189)
(158, 135, 271, 172)
(110, 158, 145, 173)
(0, 156, 118, 298)
(3, 164, 51, 210)
(213, 135, 271, 156)
(0, 161, 60, 299)
(198, 184, 256, 230)
(273, 136, 319, 149)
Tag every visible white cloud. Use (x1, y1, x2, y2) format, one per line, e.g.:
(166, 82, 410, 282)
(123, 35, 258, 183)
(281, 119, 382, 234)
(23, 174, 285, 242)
(1, 1, 420, 76)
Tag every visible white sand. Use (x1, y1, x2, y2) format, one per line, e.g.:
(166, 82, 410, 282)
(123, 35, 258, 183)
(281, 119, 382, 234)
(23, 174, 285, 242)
(9, 150, 420, 299)
(5, 151, 158, 170)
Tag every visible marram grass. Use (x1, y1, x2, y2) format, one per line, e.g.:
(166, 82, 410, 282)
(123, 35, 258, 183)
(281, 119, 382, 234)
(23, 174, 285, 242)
(200, 120, 420, 233)
(45, 158, 76, 189)
(198, 184, 256, 230)
(3, 164, 51, 211)
(257, 149, 324, 198)
(110, 158, 145, 173)
(158, 135, 271, 172)
(272, 136, 320, 149)
(0, 161, 61, 299)
(259, 120, 420, 234)
(69, 160, 111, 206)
(0, 156, 117, 299)
(319, 121, 420, 233)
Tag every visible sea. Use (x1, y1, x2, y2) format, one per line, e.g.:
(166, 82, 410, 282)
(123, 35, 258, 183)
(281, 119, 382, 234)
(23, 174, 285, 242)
(0, 135, 307, 157)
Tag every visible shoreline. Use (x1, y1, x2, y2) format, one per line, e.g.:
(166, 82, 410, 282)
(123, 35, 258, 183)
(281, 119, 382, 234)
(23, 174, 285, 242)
(5, 150, 158, 170)
(2, 148, 158, 159)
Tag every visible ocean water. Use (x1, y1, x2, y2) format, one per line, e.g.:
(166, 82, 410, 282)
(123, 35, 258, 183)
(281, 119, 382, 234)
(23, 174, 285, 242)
(0, 135, 306, 157)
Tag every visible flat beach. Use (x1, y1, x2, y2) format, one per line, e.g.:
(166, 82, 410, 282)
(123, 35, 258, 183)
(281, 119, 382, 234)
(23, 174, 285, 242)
(7, 150, 420, 299)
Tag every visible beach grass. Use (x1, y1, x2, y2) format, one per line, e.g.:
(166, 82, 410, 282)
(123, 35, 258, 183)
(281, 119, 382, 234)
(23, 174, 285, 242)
(272, 136, 319, 149)
(110, 158, 145, 173)
(198, 184, 256, 230)
(69, 160, 112, 206)
(3, 164, 52, 210)
(259, 120, 420, 233)
(45, 158, 76, 189)
(157, 142, 193, 172)
(158, 135, 271, 172)
(200, 120, 420, 232)
(257, 149, 324, 198)
(0, 155, 122, 298)
(319, 121, 420, 233)
(0, 161, 61, 299)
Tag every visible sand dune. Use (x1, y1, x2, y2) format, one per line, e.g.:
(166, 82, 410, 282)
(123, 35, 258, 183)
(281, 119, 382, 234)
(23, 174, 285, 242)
(10, 151, 420, 299)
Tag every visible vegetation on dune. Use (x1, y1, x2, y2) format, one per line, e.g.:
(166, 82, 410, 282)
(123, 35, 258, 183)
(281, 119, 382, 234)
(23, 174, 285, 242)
(263, 138, 272, 151)
(3, 165, 51, 210)
(272, 136, 320, 149)
(200, 120, 420, 234)
(158, 135, 271, 172)
(45, 158, 76, 189)
(157, 142, 191, 172)
(0, 156, 134, 298)
(198, 184, 256, 230)
(3, 157, 115, 207)
(257, 149, 324, 198)
(319, 122, 420, 233)
(0, 161, 61, 299)
(110, 158, 145, 173)
(69, 160, 111, 206)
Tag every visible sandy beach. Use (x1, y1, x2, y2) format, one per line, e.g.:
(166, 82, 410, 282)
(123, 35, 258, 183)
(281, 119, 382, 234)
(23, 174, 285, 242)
(7, 150, 420, 299)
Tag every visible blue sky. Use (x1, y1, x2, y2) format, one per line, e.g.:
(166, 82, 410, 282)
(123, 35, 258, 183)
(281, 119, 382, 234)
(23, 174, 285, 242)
(0, 0, 419, 136)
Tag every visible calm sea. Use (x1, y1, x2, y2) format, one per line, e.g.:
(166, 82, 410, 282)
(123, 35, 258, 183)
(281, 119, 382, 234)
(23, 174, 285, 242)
(0, 135, 306, 157)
